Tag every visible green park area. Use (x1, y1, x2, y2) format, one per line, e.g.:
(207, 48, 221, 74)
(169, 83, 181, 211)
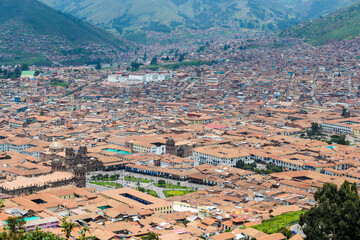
(252, 211, 305, 234)
(155, 180, 194, 190)
(163, 190, 195, 198)
(137, 187, 158, 197)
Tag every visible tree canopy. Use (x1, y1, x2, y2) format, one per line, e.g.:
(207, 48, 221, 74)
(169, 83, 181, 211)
(299, 181, 360, 240)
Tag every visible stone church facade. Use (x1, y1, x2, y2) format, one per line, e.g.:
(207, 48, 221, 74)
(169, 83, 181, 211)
(40, 141, 103, 188)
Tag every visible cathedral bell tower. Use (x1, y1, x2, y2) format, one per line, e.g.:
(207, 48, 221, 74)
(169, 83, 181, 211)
(78, 145, 88, 158)
(166, 137, 177, 156)
(65, 148, 75, 159)
(73, 164, 86, 188)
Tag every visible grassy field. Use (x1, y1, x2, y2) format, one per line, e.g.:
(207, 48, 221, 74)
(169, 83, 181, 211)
(89, 181, 122, 188)
(50, 80, 68, 87)
(252, 211, 305, 234)
(0, 52, 51, 66)
(163, 190, 195, 198)
(125, 176, 152, 183)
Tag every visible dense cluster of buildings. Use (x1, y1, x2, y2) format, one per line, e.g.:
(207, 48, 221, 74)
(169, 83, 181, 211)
(1, 32, 360, 239)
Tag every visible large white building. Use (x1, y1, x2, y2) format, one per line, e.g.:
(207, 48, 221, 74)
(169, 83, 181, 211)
(108, 72, 172, 84)
(321, 118, 360, 135)
(0, 138, 41, 157)
(193, 145, 252, 167)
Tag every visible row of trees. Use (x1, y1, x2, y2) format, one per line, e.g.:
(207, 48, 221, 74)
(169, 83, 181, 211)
(304, 122, 350, 145)
(235, 160, 283, 174)
(90, 173, 120, 181)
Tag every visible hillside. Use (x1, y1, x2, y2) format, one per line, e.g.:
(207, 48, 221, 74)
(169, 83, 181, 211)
(281, 1, 360, 46)
(40, 0, 357, 33)
(0, 0, 125, 66)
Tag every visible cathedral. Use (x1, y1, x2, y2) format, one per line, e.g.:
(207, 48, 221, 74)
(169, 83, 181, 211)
(40, 141, 103, 187)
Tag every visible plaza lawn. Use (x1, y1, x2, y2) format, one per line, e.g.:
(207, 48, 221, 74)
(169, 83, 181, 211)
(163, 190, 195, 198)
(125, 176, 152, 183)
(252, 211, 305, 234)
(136, 188, 158, 197)
(89, 181, 122, 189)
(155, 183, 193, 190)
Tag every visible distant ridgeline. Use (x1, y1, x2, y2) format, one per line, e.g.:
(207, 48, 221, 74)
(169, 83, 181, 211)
(39, 0, 358, 33)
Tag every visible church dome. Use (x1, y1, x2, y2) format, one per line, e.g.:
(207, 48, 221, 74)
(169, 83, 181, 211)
(49, 141, 64, 151)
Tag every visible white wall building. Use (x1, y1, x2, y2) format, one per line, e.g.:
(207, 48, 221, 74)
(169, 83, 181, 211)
(192, 145, 252, 167)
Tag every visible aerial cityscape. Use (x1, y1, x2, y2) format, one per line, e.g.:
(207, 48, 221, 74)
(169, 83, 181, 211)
(0, 0, 360, 239)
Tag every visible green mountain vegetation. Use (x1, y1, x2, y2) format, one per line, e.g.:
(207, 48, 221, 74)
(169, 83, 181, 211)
(281, 1, 360, 45)
(0, 0, 123, 47)
(0, 0, 125, 66)
(40, 0, 357, 34)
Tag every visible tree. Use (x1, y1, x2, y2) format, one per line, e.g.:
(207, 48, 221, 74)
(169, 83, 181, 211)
(61, 217, 77, 239)
(95, 62, 101, 70)
(178, 54, 185, 62)
(142, 232, 159, 240)
(236, 160, 245, 169)
(79, 226, 94, 240)
(5, 216, 25, 239)
(150, 56, 158, 65)
(307, 122, 322, 138)
(158, 180, 166, 187)
(21, 64, 29, 71)
(182, 219, 190, 227)
(0, 200, 4, 211)
(131, 61, 140, 71)
(342, 108, 347, 116)
(329, 135, 350, 146)
(0, 226, 66, 240)
(299, 181, 360, 240)
(14, 67, 21, 78)
(4, 155, 11, 159)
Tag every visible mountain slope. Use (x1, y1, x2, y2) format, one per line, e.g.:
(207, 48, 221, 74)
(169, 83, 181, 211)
(0, 0, 125, 66)
(281, 1, 360, 45)
(0, 0, 123, 47)
(40, 0, 358, 32)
